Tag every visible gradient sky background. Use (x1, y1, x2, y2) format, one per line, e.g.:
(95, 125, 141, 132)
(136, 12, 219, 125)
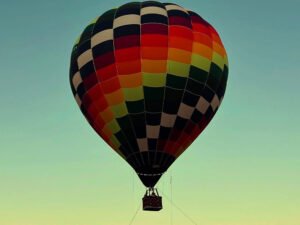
(0, 0, 299, 225)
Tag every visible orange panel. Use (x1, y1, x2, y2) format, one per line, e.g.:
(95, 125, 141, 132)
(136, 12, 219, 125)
(141, 47, 168, 60)
(117, 60, 141, 75)
(100, 108, 114, 123)
(213, 42, 226, 57)
(119, 73, 142, 88)
(142, 60, 167, 73)
(169, 37, 193, 51)
(168, 48, 192, 64)
(193, 33, 212, 47)
(102, 125, 113, 138)
(193, 43, 213, 59)
(105, 89, 124, 105)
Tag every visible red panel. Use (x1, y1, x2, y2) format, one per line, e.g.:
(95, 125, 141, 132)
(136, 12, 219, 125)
(101, 77, 121, 94)
(114, 35, 140, 49)
(115, 47, 140, 62)
(192, 23, 211, 36)
(141, 34, 168, 47)
(96, 64, 118, 81)
(82, 72, 98, 91)
(94, 51, 115, 69)
(141, 24, 168, 35)
(169, 16, 192, 28)
(169, 26, 193, 40)
(117, 60, 142, 75)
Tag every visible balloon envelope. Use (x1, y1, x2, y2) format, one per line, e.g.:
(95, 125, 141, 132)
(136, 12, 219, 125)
(70, 1, 228, 187)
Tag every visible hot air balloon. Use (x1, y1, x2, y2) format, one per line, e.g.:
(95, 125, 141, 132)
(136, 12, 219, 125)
(69, 1, 228, 211)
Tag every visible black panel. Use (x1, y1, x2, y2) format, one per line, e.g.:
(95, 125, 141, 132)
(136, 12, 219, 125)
(201, 86, 215, 102)
(191, 109, 203, 123)
(186, 79, 204, 96)
(76, 83, 86, 98)
(114, 25, 141, 38)
(189, 65, 209, 83)
(163, 87, 183, 114)
(166, 74, 187, 89)
(146, 113, 161, 125)
(77, 41, 91, 56)
(207, 63, 223, 91)
(158, 126, 172, 139)
(79, 61, 94, 77)
(142, 1, 165, 8)
(174, 117, 188, 129)
(79, 24, 94, 44)
(115, 3, 141, 17)
(148, 139, 157, 151)
(141, 14, 168, 24)
(92, 40, 114, 57)
(130, 113, 147, 138)
(126, 100, 145, 113)
(182, 91, 199, 107)
(167, 10, 189, 18)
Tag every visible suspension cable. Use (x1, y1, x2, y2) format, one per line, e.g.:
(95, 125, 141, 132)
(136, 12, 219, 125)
(170, 170, 173, 225)
(127, 202, 141, 225)
(163, 192, 198, 225)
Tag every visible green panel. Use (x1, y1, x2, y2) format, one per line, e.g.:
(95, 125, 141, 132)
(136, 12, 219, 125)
(143, 73, 166, 87)
(110, 135, 121, 148)
(212, 52, 225, 70)
(124, 87, 144, 101)
(111, 103, 128, 118)
(191, 54, 211, 72)
(107, 120, 121, 134)
(168, 61, 190, 77)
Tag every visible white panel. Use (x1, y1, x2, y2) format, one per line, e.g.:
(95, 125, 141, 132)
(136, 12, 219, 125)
(113, 15, 140, 28)
(91, 29, 113, 47)
(211, 94, 220, 111)
(196, 97, 210, 114)
(141, 7, 167, 16)
(137, 138, 148, 152)
(77, 49, 93, 69)
(72, 72, 82, 90)
(161, 113, 176, 128)
(146, 125, 160, 139)
(165, 4, 188, 13)
(75, 94, 82, 106)
(178, 103, 194, 120)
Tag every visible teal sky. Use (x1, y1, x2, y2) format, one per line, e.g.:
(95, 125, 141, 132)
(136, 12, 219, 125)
(0, 0, 299, 225)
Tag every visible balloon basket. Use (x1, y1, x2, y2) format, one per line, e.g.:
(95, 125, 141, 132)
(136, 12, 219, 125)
(142, 187, 162, 211)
